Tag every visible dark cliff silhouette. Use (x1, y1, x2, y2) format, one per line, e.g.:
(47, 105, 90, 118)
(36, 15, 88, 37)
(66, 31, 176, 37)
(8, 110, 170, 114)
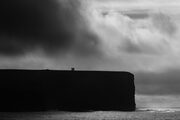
(0, 69, 136, 112)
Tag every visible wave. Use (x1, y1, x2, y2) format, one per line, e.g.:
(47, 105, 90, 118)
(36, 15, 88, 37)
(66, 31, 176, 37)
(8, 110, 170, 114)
(137, 107, 180, 113)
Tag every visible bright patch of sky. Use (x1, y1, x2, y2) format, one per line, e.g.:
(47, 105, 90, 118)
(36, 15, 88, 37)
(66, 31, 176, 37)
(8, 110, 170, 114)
(80, 0, 180, 72)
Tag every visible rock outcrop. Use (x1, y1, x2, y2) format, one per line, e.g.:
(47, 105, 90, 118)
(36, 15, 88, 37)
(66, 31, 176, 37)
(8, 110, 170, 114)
(0, 69, 136, 111)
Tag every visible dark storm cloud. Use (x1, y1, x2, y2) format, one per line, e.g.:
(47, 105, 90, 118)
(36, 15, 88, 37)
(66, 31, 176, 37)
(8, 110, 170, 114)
(135, 69, 180, 95)
(151, 13, 177, 36)
(124, 12, 149, 19)
(0, 0, 100, 56)
(120, 38, 163, 55)
(121, 38, 143, 54)
(122, 10, 150, 20)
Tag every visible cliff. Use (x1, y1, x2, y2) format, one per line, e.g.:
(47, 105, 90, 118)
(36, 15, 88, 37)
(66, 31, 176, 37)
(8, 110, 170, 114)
(0, 69, 136, 111)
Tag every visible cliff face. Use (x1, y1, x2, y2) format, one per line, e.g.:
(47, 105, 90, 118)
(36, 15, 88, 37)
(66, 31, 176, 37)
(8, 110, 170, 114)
(0, 70, 136, 111)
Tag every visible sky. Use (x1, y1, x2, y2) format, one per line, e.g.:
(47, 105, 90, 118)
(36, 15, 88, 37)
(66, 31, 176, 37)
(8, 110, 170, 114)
(1, 0, 180, 108)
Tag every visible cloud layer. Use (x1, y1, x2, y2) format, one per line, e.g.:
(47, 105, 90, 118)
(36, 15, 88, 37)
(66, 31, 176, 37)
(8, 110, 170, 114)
(84, 0, 180, 72)
(1, 0, 180, 73)
(0, 0, 100, 57)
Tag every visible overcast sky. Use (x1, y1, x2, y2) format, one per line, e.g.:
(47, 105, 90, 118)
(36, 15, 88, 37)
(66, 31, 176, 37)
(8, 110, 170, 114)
(1, 0, 180, 108)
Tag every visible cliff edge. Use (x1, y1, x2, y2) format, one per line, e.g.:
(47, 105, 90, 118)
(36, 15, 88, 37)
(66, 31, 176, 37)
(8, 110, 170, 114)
(0, 69, 136, 111)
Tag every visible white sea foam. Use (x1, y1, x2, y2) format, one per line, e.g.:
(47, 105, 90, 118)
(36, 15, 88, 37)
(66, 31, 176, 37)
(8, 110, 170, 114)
(138, 107, 180, 112)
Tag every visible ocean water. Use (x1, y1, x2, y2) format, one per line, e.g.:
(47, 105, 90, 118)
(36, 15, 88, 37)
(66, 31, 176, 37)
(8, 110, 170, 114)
(1, 108, 180, 120)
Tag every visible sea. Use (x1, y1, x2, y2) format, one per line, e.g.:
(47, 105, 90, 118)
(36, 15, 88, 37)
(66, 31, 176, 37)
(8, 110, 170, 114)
(1, 108, 180, 120)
